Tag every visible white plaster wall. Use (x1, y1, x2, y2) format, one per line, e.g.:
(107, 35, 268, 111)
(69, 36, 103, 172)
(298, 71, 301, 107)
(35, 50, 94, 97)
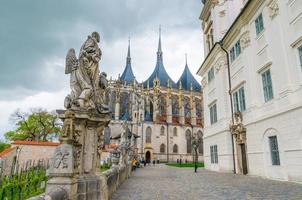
(199, 0, 302, 182)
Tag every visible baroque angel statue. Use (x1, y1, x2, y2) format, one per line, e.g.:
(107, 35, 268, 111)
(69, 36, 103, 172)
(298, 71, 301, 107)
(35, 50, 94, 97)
(64, 32, 109, 113)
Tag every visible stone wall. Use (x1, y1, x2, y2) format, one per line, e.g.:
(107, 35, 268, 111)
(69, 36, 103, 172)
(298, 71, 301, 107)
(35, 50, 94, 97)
(0, 147, 17, 175)
(30, 162, 132, 200)
(100, 163, 131, 200)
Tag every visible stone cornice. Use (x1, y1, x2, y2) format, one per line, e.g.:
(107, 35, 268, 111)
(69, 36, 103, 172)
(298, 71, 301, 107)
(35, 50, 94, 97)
(197, 43, 222, 76)
(199, 0, 213, 21)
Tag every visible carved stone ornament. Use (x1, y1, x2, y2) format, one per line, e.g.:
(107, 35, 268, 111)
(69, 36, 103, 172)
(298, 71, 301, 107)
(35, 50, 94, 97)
(64, 32, 109, 114)
(215, 58, 227, 73)
(50, 144, 74, 175)
(201, 77, 207, 88)
(268, 0, 279, 19)
(229, 112, 247, 144)
(240, 31, 251, 49)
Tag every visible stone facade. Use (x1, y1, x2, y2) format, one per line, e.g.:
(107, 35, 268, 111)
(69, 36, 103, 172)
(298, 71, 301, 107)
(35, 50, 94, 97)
(198, 0, 302, 182)
(106, 31, 204, 163)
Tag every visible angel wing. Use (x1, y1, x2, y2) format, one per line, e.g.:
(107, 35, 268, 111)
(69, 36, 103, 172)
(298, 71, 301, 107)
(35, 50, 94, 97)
(65, 48, 78, 74)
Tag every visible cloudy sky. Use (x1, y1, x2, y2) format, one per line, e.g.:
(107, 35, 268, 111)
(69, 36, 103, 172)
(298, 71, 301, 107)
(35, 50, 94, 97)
(0, 0, 204, 139)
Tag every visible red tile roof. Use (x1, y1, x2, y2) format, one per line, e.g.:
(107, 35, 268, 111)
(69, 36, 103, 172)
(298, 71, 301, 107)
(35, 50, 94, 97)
(12, 140, 60, 147)
(0, 147, 16, 157)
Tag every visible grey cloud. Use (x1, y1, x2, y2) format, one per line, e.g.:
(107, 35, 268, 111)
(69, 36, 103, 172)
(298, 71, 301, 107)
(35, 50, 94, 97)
(0, 0, 202, 100)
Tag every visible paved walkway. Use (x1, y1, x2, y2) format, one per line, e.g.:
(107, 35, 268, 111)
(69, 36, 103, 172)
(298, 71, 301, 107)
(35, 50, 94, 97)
(112, 164, 302, 200)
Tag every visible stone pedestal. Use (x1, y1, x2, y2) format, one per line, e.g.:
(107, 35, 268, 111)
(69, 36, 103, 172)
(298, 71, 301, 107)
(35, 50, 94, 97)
(46, 109, 110, 199)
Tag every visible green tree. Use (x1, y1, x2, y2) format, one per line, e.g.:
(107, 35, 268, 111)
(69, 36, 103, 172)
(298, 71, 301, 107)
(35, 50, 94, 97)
(0, 141, 11, 152)
(4, 108, 62, 142)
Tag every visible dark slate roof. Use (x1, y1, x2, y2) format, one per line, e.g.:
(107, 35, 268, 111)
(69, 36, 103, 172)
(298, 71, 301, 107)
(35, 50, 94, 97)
(177, 61, 202, 92)
(120, 40, 136, 84)
(143, 30, 176, 88)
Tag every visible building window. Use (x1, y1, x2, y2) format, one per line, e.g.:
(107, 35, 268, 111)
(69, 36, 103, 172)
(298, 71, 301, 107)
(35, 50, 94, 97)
(269, 136, 280, 166)
(230, 40, 241, 62)
(233, 87, 246, 112)
(160, 143, 165, 153)
(186, 130, 192, 154)
(160, 126, 165, 136)
(298, 45, 302, 67)
(146, 127, 152, 143)
(173, 127, 177, 136)
(261, 69, 274, 102)
(208, 67, 214, 82)
(209, 104, 217, 124)
(210, 145, 218, 164)
(173, 144, 178, 153)
(255, 13, 264, 35)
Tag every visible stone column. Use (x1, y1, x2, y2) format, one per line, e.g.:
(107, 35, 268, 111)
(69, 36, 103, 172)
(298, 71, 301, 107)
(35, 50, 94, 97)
(166, 96, 172, 124)
(47, 109, 110, 199)
(115, 96, 120, 121)
(179, 94, 184, 125)
(153, 95, 159, 122)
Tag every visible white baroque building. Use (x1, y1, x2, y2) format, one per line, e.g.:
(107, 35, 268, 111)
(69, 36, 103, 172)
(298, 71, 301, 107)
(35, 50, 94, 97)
(198, 0, 302, 182)
(105, 30, 204, 163)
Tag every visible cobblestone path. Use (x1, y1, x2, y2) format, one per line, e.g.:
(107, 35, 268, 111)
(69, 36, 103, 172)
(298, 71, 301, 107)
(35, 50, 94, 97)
(111, 164, 302, 200)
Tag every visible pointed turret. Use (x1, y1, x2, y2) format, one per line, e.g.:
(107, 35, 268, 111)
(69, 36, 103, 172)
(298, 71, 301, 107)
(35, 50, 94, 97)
(176, 55, 202, 92)
(120, 38, 136, 84)
(143, 26, 176, 88)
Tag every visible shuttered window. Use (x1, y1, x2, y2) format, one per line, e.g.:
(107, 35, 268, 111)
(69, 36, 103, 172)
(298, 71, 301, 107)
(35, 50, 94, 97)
(233, 87, 246, 112)
(255, 13, 264, 35)
(262, 69, 274, 102)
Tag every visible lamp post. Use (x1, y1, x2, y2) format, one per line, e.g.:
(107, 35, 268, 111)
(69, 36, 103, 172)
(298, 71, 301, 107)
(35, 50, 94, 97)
(192, 133, 200, 173)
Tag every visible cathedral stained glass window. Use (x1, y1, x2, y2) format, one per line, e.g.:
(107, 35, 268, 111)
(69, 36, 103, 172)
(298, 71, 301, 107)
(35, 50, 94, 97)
(146, 127, 152, 143)
(120, 92, 131, 120)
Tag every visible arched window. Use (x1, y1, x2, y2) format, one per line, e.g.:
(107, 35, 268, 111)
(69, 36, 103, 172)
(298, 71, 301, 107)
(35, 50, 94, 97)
(160, 126, 165, 136)
(160, 144, 165, 153)
(184, 96, 191, 118)
(120, 92, 131, 120)
(173, 144, 178, 153)
(146, 127, 152, 143)
(159, 95, 166, 115)
(173, 127, 177, 136)
(172, 95, 179, 116)
(197, 130, 203, 154)
(186, 130, 192, 154)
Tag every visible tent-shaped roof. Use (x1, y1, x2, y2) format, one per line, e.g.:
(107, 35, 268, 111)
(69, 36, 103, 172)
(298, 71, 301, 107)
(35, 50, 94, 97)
(143, 27, 176, 88)
(177, 58, 202, 92)
(120, 40, 136, 84)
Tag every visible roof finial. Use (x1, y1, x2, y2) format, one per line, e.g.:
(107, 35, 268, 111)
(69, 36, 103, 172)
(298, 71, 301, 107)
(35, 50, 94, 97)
(157, 24, 163, 57)
(185, 53, 188, 65)
(127, 36, 131, 64)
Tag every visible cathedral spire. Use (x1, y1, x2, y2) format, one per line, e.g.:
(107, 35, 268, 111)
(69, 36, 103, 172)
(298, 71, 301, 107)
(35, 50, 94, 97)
(185, 53, 188, 66)
(126, 36, 131, 65)
(120, 38, 136, 84)
(157, 25, 163, 62)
